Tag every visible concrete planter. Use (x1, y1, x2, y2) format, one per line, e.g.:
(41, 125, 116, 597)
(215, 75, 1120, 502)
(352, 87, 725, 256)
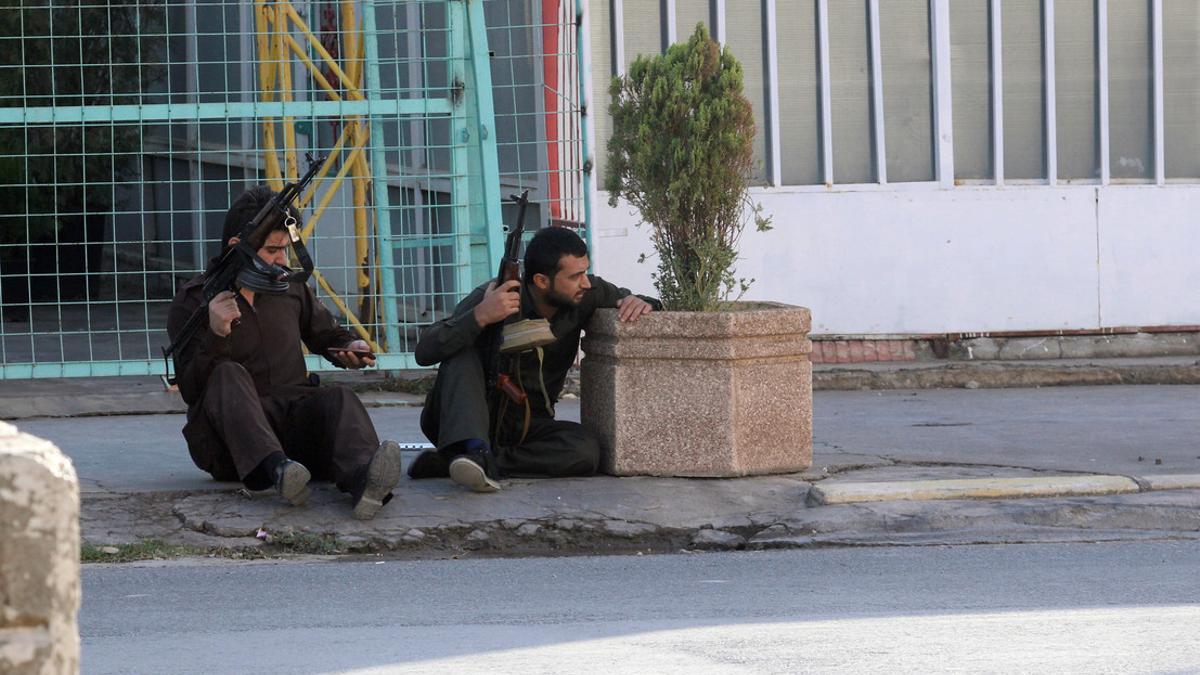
(580, 303, 813, 477)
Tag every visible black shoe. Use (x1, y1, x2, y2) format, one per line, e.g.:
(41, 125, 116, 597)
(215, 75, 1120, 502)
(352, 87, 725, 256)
(352, 440, 402, 520)
(274, 459, 312, 506)
(407, 448, 450, 479)
(449, 451, 501, 493)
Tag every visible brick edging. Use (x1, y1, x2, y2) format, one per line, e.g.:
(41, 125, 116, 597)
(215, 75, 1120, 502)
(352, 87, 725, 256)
(811, 338, 918, 364)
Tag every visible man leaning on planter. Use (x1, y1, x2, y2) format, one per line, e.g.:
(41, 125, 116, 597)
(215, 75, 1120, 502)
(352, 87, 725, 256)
(409, 226, 658, 492)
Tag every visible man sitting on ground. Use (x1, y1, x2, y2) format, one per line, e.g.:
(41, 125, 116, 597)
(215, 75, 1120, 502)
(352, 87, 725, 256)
(409, 226, 656, 492)
(167, 186, 401, 519)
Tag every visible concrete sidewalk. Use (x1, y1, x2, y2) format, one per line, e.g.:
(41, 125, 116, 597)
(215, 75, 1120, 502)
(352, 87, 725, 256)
(5, 380, 1200, 557)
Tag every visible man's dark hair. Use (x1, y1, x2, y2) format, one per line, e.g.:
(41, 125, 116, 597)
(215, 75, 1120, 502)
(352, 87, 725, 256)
(524, 226, 588, 281)
(221, 185, 302, 250)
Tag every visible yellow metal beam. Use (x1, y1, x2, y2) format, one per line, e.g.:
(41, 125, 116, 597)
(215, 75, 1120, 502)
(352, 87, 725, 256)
(298, 123, 352, 210)
(254, 0, 384, 351)
(281, 1, 362, 97)
(302, 139, 368, 240)
(283, 33, 344, 102)
(255, 0, 283, 191)
(310, 268, 381, 352)
(275, 2, 299, 182)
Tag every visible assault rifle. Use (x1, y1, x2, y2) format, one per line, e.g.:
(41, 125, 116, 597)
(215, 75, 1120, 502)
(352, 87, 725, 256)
(162, 154, 327, 384)
(484, 189, 531, 409)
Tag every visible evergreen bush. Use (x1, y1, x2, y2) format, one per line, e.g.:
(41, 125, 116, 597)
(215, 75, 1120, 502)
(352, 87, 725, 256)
(605, 24, 770, 312)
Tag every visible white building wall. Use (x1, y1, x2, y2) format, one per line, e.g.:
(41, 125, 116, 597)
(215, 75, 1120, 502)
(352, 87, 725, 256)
(591, 184, 1200, 334)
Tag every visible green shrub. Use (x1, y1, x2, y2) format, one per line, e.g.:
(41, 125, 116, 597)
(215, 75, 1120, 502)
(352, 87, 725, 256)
(605, 24, 770, 312)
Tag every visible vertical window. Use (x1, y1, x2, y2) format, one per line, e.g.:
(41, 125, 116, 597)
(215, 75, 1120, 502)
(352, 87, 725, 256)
(1002, 0, 1045, 180)
(1163, 0, 1200, 178)
(776, 0, 821, 185)
(676, 0, 710, 42)
(198, 2, 244, 150)
(196, 2, 241, 105)
(1055, 0, 1099, 181)
(828, 0, 873, 184)
(951, 0, 993, 180)
(622, 2, 661, 69)
(591, 0, 612, 183)
(725, 1, 767, 185)
(881, 0, 934, 182)
(1107, 0, 1153, 181)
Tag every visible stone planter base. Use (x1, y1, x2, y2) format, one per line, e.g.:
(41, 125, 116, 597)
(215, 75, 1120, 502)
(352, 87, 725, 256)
(581, 304, 812, 477)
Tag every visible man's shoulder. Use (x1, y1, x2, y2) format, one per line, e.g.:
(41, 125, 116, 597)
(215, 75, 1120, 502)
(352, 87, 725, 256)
(287, 279, 315, 298)
(172, 274, 205, 303)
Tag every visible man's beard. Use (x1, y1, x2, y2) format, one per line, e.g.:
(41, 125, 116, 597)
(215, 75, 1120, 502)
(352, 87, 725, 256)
(545, 286, 581, 309)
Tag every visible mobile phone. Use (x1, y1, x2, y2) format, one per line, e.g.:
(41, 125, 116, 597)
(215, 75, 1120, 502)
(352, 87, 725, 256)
(326, 346, 375, 359)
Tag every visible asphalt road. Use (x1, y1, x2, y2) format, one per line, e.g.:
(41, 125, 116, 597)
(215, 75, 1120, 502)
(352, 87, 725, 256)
(80, 540, 1200, 674)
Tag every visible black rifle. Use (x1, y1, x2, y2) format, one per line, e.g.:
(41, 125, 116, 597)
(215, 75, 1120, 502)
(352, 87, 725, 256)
(162, 154, 327, 383)
(484, 190, 532, 421)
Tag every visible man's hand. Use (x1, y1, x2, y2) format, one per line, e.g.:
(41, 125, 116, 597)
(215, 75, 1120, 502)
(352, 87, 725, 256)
(617, 294, 653, 322)
(329, 339, 376, 369)
(473, 279, 521, 328)
(208, 290, 241, 337)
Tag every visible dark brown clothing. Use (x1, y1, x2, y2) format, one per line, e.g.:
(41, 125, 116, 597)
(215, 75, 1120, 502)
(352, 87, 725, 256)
(167, 276, 377, 488)
(415, 275, 631, 476)
(168, 276, 353, 406)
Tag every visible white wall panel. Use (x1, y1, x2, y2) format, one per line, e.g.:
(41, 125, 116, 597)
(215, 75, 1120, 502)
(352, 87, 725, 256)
(1097, 187, 1200, 325)
(591, 185, 1200, 334)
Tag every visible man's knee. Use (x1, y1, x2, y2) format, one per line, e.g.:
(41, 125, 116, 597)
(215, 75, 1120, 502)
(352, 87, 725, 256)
(425, 350, 490, 447)
(209, 361, 254, 388)
(202, 362, 259, 415)
(304, 385, 373, 432)
(437, 349, 485, 390)
(311, 383, 362, 409)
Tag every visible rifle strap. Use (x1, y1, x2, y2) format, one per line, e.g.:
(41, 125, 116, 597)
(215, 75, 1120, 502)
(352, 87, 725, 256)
(514, 358, 532, 446)
(492, 348, 554, 448)
(535, 347, 553, 417)
(492, 395, 532, 448)
(284, 215, 315, 283)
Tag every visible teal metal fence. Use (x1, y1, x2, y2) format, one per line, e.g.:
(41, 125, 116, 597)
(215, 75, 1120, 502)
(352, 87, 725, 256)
(0, 0, 589, 380)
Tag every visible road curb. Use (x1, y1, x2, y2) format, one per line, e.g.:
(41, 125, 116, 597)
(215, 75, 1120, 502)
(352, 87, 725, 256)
(804, 474, 1200, 506)
(80, 479, 1200, 561)
(813, 361, 1200, 390)
(0, 391, 425, 420)
(1141, 473, 1200, 491)
(359, 394, 425, 408)
(0, 393, 187, 420)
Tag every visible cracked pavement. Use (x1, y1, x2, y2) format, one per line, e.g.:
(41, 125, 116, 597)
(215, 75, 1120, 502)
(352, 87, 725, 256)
(10, 384, 1200, 557)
